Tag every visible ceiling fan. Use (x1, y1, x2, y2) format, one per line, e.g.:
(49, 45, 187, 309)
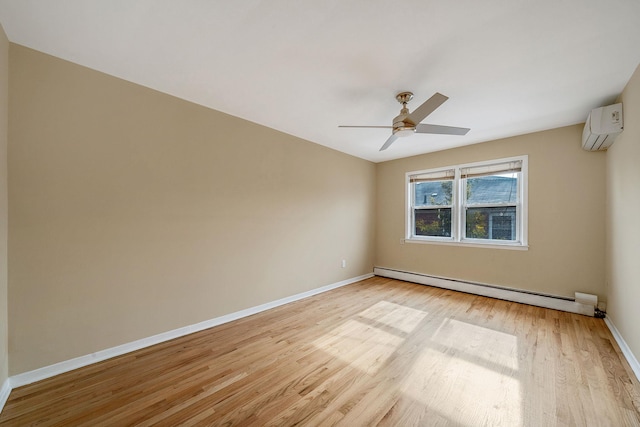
(339, 92, 470, 151)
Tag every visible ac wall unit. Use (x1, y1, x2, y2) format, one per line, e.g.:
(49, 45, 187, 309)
(582, 103, 623, 151)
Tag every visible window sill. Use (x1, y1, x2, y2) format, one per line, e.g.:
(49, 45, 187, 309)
(403, 238, 529, 251)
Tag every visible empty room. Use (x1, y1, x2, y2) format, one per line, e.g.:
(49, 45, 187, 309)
(0, 1, 639, 426)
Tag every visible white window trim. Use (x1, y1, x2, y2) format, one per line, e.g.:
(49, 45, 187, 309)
(405, 155, 528, 250)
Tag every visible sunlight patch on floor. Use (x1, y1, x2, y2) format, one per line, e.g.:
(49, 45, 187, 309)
(431, 318, 519, 372)
(312, 301, 428, 375)
(358, 300, 430, 334)
(399, 317, 522, 424)
(403, 347, 522, 425)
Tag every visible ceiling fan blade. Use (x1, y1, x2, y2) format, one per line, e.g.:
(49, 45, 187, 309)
(379, 134, 398, 151)
(338, 125, 393, 128)
(416, 123, 470, 135)
(407, 93, 448, 124)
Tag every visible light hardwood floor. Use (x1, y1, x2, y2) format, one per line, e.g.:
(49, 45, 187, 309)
(1, 276, 639, 426)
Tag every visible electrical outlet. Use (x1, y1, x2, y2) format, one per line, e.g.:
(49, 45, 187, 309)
(341, 259, 346, 268)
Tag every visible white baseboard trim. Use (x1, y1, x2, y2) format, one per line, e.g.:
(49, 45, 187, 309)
(374, 267, 595, 317)
(0, 378, 10, 414)
(604, 318, 640, 382)
(8, 273, 374, 390)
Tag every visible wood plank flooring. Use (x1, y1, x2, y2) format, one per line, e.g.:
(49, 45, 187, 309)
(1, 276, 639, 426)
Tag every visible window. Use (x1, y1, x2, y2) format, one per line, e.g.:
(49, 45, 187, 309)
(406, 156, 527, 248)
(410, 169, 454, 238)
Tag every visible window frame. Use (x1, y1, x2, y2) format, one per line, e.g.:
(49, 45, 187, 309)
(409, 167, 456, 241)
(405, 155, 528, 250)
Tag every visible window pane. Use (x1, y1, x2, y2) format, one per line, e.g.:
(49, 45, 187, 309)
(466, 174, 518, 205)
(414, 180, 452, 206)
(415, 208, 452, 237)
(465, 206, 517, 240)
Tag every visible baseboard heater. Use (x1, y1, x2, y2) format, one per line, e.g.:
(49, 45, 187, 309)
(374, 267, 595, 317)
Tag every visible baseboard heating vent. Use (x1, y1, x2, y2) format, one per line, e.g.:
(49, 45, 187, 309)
(374, 267, 595, 317)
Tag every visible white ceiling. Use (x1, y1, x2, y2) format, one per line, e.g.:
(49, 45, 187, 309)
(1, 1, 639, 162)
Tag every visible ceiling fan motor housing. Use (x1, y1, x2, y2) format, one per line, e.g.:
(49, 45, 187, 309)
(392, 121, 416, 137)
(393, 114, 416, 137)
(392, 91, 417, 137)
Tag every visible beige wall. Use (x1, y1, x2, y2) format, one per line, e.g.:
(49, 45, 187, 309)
(0, 25, 8, 387)
(606, 64, 640, 362)
(8, 45, 376, 374)
(376, 125, 606, 299)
